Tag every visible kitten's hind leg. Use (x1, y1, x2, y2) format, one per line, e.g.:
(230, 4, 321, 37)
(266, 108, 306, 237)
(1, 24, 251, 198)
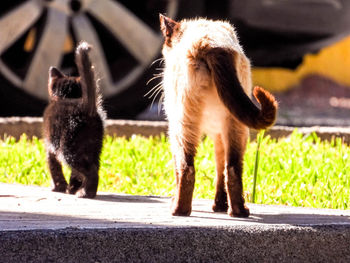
(224, 126, 250, 218)
(212, 135, 228, 212)
(48, 152, 67, 193)
(67, 168, 83, 195)
(74, 165, 99, 199)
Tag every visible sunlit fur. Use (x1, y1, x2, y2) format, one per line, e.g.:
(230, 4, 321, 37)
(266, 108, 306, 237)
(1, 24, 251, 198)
(159, 15, 277, 217)
(43, 42, 105, 199)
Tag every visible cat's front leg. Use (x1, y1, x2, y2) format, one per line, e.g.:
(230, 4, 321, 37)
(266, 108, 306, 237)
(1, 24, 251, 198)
(48, 152, 67, 193)
(225, 142, 250, 218)
(224, 125, 249, 217)
(225, 166, 250, 217)
(212, 135, 228, 212)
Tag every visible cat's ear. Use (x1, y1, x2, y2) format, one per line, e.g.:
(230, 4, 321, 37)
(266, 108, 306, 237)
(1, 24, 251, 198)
(49, 66, 64, 79)
(159, 14, 179, 39)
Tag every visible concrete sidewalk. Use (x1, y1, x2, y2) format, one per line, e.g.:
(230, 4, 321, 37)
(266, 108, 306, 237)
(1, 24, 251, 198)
(1, 183, 350, 262)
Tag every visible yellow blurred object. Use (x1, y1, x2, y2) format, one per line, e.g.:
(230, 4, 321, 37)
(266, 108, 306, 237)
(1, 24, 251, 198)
(63, 34, 74, 53)
(24, 28, 74, 53)
(24, 28, 36, 52)
(252, 35, 350, 92)
(22, 27, 350, 92)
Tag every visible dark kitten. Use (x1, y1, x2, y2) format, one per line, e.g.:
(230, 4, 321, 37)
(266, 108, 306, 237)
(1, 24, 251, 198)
(43, 42, 105, 198)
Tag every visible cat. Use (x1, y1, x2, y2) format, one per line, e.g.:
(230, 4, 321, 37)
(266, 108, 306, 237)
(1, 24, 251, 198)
(159, 14, 278, 217)
(43, 41, 105, 198)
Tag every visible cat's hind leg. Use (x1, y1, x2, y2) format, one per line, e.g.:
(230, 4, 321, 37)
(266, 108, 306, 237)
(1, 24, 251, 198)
(67, 168, 83, 195)
(48, 152, 67, 193)
(170, 130, 200, 216)
(71, 165, 99, 198)
(212, 134, 228, 212)
(171, 148, 196, 216)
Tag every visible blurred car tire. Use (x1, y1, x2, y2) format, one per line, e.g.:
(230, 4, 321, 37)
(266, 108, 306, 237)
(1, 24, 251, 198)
(0, 0, 203, 118)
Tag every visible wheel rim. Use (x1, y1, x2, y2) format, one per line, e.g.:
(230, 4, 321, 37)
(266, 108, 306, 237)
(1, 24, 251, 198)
(0, 0, 178, 99)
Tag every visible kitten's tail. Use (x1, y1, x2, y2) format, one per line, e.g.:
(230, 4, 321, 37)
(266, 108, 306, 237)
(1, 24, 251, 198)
(206, 47, 278, 130)
(75, 41, 97, 116)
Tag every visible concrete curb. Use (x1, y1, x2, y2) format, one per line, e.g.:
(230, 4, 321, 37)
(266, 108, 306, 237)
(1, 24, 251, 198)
(1, 117, 350, 142)
(0, 117, 168, 139)
(2, 226, 350, 262)
(1, 183, 350, 262)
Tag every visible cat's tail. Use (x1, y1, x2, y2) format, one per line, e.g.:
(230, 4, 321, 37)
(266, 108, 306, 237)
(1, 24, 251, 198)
(205, 47, 278, 130)
(75, 41, 97, 116)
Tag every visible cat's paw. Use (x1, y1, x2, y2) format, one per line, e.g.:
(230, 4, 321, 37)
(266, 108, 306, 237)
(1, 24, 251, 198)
(212, 202, 228, 212)
(171, 207, 192, 216)
(66, 185, 79, 195)
(171, 197, 192, 216)
(228, 205, 250, 218)
(75, 188, 96, 199)
(67, 180, 83, 195)
(52, 183, 67, 193)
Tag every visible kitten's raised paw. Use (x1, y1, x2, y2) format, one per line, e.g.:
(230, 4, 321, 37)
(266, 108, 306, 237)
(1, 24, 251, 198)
(228, 205, 250, 218)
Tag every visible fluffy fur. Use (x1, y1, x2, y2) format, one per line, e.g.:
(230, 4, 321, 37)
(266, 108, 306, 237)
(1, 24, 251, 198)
(43, 42, 105, 198)
(159, 15, 277, 217)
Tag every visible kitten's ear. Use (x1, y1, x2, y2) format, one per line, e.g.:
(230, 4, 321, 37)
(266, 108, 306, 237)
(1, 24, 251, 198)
(159, 14, 179, 39)
(49, 66, 64, 79)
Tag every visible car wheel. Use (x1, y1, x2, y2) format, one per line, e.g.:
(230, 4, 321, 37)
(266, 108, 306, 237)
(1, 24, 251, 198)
(0, 0, 202, 118)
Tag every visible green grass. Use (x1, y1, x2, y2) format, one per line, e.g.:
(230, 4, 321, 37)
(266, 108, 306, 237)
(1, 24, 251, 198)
(0, 130, 349, 209)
